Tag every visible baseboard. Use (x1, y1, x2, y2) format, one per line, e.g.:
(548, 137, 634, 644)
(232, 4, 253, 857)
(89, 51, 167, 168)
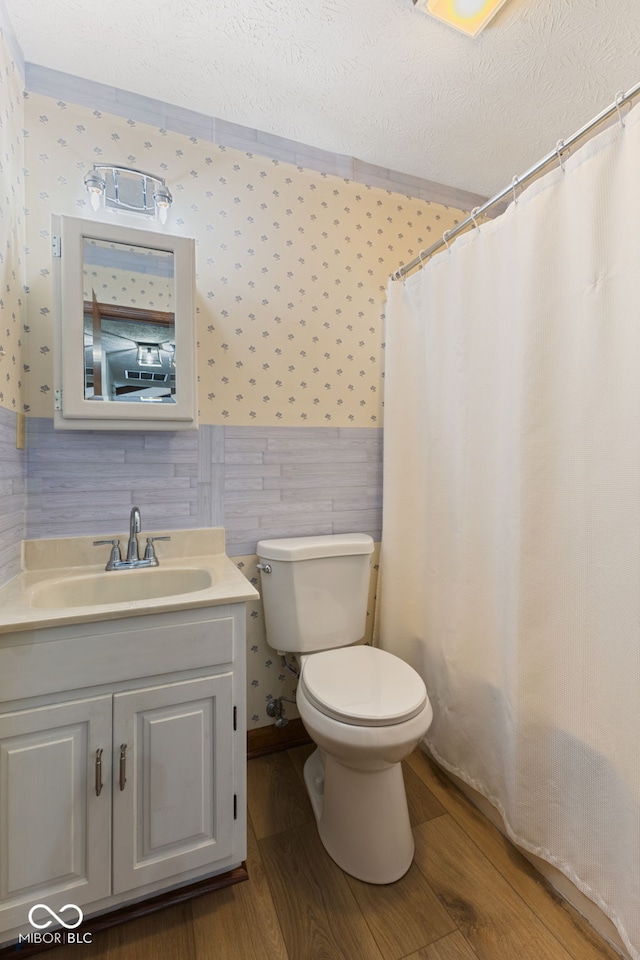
(0, 865, 248, 959)
(247, 718, 311, 759)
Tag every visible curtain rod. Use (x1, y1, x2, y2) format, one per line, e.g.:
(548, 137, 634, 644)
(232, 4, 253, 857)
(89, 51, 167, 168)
(392, 80, 640, 281)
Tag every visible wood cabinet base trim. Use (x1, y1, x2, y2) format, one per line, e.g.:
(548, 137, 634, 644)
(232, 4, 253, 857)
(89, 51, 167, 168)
(0, 865, 248, 959)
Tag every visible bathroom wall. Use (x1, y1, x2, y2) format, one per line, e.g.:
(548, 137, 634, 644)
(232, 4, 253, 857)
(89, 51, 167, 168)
(17, 87, 469, 726)
(0, 14, 25, 582)
(24, 415, 383, 727)
(25, 422, 382, 552)
(0, 406, 24, 584)
(10, 58, 472, 727)
(0, 12, 23, 415)
(21, 90, 468, 427)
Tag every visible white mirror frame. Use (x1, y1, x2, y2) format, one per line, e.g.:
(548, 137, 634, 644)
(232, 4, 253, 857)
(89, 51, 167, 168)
(52, 214, 198, 430)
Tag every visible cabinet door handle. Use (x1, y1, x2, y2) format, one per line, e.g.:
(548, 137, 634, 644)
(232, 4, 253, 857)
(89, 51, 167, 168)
(95, 748, 103, 797)
(119, 744, 127, 791)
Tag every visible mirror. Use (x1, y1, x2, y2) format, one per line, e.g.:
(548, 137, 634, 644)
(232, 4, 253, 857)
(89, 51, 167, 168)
(83, 238, 176, 404)
(53, 215, 197, 430)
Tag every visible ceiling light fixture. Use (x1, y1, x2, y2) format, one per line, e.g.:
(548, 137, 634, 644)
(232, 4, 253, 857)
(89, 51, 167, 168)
(83, 164, 173, 223)
(413, 0, 510, 36)
(137, 344, 162, 367)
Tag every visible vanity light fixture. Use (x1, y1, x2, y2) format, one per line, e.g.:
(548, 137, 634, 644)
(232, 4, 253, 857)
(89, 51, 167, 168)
(84, 168, 107, 210)
(83, 164, 173, 223)
(413, 0, 511, 36)
(152, 184, 172, 224)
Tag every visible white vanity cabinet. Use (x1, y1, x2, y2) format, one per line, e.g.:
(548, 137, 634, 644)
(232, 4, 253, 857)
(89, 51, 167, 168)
(0, 695, 112, 931)
(0, 602, 247, 946)
(112, 673, 234, 893)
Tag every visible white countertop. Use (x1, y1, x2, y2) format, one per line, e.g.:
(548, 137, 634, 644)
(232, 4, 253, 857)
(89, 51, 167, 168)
(0, 528, 259, 635)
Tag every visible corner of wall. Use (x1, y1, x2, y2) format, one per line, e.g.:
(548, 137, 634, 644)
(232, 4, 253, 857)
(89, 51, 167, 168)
(0, 3, 26, 582)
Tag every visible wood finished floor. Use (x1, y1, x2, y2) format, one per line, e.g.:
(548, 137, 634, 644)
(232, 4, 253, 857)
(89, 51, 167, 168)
(49, 745, 621, 960)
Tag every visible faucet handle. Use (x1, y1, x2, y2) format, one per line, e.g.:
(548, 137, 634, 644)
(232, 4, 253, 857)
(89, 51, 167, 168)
(143, 536, 171, 562)
(93, 539, 122, 570)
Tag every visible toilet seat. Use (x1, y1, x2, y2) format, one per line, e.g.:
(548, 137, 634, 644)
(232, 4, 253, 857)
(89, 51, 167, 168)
(300, 645, 427, 727)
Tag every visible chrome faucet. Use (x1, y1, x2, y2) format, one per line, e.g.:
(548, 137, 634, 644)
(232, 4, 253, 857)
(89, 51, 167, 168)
(127, 506, 141, 563)
(93, 506, 171, 571)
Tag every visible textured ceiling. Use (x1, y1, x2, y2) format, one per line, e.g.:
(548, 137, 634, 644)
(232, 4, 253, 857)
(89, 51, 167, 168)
(4, 0, 640, 198)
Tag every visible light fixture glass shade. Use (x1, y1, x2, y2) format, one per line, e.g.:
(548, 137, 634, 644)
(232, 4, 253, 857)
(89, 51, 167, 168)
(83, 169, 107, 210)
(415, 0, 510, 35)
(153, 185, 172, 224)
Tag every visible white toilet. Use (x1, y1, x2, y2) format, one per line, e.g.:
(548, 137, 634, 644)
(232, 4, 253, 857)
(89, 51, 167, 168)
(256, 533, 433, 884)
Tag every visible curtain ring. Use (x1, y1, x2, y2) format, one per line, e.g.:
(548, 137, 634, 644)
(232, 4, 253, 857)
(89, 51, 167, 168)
(470, 207, 481, 230)
(615, 90, 626, 127)
(511, 175, 520, 205)
(555, 139, 566, 172)
(442, 229, 452, 251)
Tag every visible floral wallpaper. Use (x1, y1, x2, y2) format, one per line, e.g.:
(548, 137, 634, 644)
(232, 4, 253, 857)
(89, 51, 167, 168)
(83, 243, 175, 312)
(11, 72, 468, 731)
(0, 22, 24, 413)
(22, 92, 466, 427)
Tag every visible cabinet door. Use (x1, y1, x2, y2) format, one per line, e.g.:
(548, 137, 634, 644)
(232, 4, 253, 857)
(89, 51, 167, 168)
(0, 696, 112, 932)
(112, 674, 234, 894)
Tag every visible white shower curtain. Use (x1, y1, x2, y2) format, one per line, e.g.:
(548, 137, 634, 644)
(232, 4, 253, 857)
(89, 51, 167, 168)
(380, 101, 640, 959)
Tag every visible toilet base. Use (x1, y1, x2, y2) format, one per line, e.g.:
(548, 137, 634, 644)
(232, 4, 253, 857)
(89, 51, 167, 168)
(303, 747, 414, 884)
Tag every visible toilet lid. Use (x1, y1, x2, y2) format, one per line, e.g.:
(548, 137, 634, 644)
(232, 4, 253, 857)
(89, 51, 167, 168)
(300, 646, 427, 727)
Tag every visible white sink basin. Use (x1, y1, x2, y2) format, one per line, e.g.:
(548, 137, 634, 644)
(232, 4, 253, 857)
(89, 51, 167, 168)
(27, 567, 213, 609)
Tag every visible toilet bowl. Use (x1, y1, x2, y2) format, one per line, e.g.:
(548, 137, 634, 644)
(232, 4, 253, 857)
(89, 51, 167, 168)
(297, 645, 433, 883)
(256, 533, 433, 884)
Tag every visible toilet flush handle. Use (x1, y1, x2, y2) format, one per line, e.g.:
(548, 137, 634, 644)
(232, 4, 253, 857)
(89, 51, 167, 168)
(256, 562, 272, 574)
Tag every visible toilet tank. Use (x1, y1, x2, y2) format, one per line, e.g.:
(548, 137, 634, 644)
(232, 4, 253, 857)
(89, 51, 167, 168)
(256, 534, 374, 654)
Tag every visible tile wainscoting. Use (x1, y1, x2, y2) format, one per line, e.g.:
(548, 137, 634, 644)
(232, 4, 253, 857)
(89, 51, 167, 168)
(0, 407, 25, 586)
(23, 419, 382, 727)
(24, 421, 382, 554)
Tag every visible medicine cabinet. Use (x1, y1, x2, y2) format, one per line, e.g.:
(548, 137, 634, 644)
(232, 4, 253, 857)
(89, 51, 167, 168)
(52, 215, 197, 430)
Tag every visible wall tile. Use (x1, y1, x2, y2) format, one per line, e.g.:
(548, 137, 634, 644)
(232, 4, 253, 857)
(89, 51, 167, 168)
(26, 63, 118, 111)
(24, 418, 199, 539)
(160, 102, 212, 139)
(213, 118, 259, 144)
(0, 408, 25, 585)
(225, 425, 340, 440)
(222, 424, 382, 557)
(23, 421, 382, 558)
(295, 150, 355, 180)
